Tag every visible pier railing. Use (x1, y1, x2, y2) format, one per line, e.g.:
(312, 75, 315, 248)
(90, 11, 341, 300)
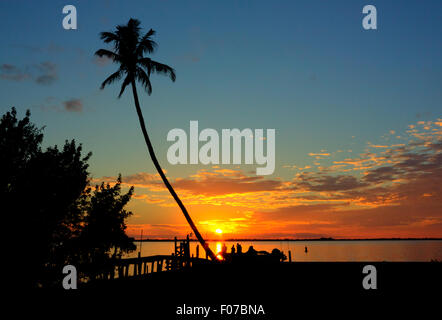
(98, 254, 210, 280)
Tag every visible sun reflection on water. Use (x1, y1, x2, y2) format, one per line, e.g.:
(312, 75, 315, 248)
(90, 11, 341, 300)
(216, 242, 224, 260)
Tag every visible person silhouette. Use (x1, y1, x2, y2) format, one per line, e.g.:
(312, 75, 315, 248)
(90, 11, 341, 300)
(222, 243, 227, 255)
(231, 245, 236, 254)
(246, 245, 257, 255)
(236, 243, 242, 254)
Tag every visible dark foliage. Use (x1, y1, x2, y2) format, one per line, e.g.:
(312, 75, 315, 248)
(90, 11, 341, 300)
(75, 177, 136, 281)
(1, 108, 135, 287)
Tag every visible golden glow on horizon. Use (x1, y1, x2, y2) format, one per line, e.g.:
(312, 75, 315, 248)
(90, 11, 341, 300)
(122, 119, 442, 240)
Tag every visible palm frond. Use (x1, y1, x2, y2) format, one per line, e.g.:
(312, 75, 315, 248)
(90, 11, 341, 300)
(127, 18, 141, 33)
(118, 74, 132, 98)
(138, 58, 176, 82)
(116, 18, 141, 44)
(100, 31, 119, 44)
(144, 28, 155, 38)
(100, 70, 123, 89)
(136, 29, 157, 55)
(136, 67, 152, 95)
(94, 49, 121, 62)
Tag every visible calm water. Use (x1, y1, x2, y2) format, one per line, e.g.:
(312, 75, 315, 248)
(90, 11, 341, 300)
(125, 240, 442, 262)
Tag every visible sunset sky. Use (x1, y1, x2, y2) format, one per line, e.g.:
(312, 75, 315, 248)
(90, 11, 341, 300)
(1, 0, 441, 239)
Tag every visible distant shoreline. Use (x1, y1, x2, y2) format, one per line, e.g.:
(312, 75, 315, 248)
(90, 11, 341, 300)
(133, 237, 442, 242)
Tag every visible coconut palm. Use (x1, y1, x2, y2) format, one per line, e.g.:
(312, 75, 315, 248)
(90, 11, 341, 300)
(95, 18, 217, 261)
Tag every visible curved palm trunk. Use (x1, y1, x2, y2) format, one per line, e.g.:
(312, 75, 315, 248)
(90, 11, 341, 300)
(130, 79, 217, 261)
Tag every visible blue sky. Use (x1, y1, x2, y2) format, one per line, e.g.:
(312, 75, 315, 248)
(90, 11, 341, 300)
(0, 0, 440, 176)
(1, 1, 441, 238)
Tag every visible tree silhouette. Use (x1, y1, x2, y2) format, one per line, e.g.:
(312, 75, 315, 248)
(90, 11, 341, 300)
(95, 18, 216, 260)
(1, 108, 91, 287)
(0, 108, 43, 195)
(1, 108, 136, 287)
(77, 176, 136, 280)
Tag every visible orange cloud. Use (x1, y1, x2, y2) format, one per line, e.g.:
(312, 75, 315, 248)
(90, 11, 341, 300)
(105, 118, 442, 239)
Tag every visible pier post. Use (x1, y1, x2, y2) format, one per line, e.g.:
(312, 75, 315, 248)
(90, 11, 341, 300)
(138, 252, 142, 275)
(288, 250, 292, 262)
(185, 234, 190, 261)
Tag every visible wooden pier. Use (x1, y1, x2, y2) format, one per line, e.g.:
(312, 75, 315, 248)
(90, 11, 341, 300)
(95, 237, 291, 280)
(97, 236, 210, 280)
(98, 254, 210, 280)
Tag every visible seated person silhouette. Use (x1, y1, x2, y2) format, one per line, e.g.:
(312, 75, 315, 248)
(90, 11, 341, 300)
(271, 248, 286, 262)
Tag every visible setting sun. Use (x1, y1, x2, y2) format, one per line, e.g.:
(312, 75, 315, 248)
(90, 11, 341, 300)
(215, 228, 223, 234)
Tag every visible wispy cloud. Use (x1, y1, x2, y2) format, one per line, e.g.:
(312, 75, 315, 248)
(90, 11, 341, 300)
(36, 96, 84, 113)
(101, 118, 442, 238)
(0, 62, 58, 85)
(63, 98, 83, 112)
(0, 64, 31, 81)
(34, 62, 57, 85)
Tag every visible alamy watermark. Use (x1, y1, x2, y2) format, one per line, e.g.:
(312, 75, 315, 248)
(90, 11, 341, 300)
(362, 5, 377, 30)
(362, 264, 377, 289)
(167, 121, 275, 175)
(61, 4, 377, 31)
(62, 264, 77, 289)
(62, 5, 77, 30)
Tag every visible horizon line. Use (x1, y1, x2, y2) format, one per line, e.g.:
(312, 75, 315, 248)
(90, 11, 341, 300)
(133, 237, 442, 242)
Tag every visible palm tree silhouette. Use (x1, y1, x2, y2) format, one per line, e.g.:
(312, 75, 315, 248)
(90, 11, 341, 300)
(95, 18, 217, 261)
